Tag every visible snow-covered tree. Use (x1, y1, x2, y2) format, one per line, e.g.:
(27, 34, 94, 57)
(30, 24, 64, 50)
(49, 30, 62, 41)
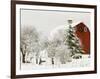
(47, 42, 56, 65)
(64, 20, 84, 56)
(20, 26, 40, 63)
(54, 44, 72, 64)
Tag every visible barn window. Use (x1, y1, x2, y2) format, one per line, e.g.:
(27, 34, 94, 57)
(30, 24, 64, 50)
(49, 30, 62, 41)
(79, 27, 84, 32)
(84, 27, 87, 32)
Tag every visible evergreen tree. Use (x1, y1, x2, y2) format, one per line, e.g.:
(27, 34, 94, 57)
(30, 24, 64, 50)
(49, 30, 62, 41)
(64, 20, 84, 56)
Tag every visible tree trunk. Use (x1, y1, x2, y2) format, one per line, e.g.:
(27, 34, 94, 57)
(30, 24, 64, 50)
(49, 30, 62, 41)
(36, 58, 38, 64)
(20, 47, 26, 63)
(52, 58, 54, 65)
(22, 54, 26, 63)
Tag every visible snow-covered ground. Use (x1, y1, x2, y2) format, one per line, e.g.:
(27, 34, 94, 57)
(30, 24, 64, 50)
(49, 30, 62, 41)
(21, 55, 90, 70)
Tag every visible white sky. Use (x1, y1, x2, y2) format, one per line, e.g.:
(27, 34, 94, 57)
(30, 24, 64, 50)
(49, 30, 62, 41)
(21, 9, 91, 36)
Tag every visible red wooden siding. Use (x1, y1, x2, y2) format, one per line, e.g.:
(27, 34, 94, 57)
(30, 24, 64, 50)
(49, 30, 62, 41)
(74, 22, 90, 54)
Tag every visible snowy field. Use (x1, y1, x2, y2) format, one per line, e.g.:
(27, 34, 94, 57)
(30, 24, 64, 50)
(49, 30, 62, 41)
(21, 55, 90, 70)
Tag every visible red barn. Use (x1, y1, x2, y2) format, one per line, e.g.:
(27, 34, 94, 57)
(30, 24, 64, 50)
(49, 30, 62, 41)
(74, 22, 90, 54)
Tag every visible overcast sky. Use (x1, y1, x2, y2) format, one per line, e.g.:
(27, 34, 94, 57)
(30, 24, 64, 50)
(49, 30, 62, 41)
(21, 9, 91, 37)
